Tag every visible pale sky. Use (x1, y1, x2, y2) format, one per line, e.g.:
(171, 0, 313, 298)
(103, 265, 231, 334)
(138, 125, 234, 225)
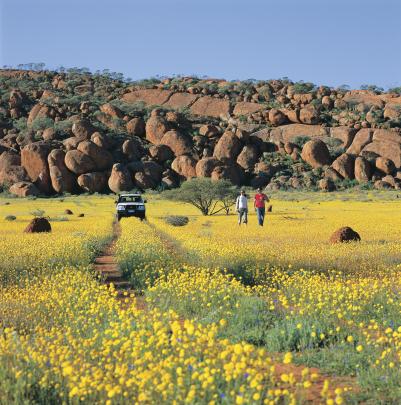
(1, 0, 400, 88)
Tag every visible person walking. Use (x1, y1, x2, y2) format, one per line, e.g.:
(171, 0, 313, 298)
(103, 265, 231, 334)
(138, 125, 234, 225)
(254, 188, 269, 226)
(236, 190, 248, 225)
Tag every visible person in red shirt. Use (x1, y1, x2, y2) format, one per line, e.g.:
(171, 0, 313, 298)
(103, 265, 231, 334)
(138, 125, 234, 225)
(254, 188, 269, 226)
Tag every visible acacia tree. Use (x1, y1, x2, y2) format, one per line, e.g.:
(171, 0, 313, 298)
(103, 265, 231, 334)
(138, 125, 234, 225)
(164, 178, 238, 216)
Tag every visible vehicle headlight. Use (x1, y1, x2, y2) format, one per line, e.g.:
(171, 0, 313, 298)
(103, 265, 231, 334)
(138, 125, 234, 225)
(117, 205, 125, 211)
(137, 205, 145, 210)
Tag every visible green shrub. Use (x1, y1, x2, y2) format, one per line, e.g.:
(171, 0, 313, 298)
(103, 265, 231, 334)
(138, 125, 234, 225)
(5, 215, 16, 221)
(164, 215, 189, 227)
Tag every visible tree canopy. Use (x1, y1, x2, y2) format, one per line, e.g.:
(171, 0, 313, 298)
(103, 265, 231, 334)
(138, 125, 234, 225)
(164, 178, 239, 216)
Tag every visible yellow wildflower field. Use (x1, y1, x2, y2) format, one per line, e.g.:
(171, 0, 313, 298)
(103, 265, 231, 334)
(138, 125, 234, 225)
(0, 192, 400, 404)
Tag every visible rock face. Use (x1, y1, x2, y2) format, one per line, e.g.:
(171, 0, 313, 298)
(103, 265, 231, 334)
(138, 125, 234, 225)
(48, 149, 76, 193)
(329, 227, 361, 244)
(65, 150, 97, 175)
(77, 172, 108, 193)
(160, 130, 193, 156)
(213, 132, 242, 163)
(190, 96, 230, 118)
(9, 181, 39, 197)
(330, 127, 357, 149)
(270, 124, 328, 143)
(21, 142, 52, 193)
(233, 102, 265, 116)
(363, 133, 401, 168)
(301, 140, 331, 168)
(346, 129, 373, 155)
(108, 163, 133, 193)
(122, 89, 172, 105)
(24, 217, 51, 233)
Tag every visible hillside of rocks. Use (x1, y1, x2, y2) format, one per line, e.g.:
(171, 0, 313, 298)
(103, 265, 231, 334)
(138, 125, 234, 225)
(0, 68, 400, 197)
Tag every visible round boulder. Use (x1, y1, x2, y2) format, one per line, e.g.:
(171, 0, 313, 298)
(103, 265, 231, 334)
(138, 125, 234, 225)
(213, 131, 242, 163)
(108, 163, 133, 193)
(354, 156, 372, 183)
(301, 140, 331, 168)
(145, 115, 169, 144)
(268, 109, 287, 126)
(331, 153, 355, 179)
(126, 117, 145, 137)
(24, 217, 51, 233)
(77, 141, 113, 171)
(171, 156, 197, 178)
(375, 157, 396, 175)
(65, 150, 97, 175)
(329, 227, 361, 244)
(195, 157, 221, 177)
(160, 130, 193, 156)
(9, 181, 39, 197)
(149, 144, 174, 162)
(48, 149, 76, 193)
(77, 172, 108, 193)
(236, 145, 260, 171)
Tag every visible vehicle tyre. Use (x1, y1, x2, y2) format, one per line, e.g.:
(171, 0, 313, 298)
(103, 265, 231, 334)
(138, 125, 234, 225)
(117, 214, 122, 221)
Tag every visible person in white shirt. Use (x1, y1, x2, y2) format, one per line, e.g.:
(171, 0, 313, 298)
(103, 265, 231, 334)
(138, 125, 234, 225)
(236, 190, 248, 225)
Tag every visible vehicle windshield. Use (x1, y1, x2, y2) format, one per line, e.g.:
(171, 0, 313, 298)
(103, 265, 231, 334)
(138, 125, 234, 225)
(119, 196, 143, 203)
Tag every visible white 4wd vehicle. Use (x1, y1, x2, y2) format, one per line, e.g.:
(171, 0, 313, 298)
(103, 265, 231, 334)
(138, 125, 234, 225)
(115, 193, 146, 221)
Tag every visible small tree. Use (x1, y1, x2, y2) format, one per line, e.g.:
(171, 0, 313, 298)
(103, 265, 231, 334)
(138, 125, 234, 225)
(164, 178, 238, 216)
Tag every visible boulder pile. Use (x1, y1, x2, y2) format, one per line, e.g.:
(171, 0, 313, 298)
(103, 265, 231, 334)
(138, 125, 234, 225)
(0, 69, 400, 196)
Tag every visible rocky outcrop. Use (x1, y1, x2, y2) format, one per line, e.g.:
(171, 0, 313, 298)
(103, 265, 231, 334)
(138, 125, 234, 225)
(190, 96, 230, 118)
(270, 124, 328, 143)
(122, 89, 172, 105)
(2, 69, 401, 193)
(233, 102, 265, 116)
